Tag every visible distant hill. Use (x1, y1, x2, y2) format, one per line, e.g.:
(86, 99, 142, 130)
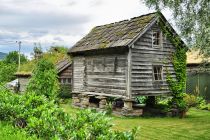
(0, 52, 7, 60)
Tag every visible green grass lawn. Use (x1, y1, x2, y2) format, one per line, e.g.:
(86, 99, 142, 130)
(61, 103, 210, 140)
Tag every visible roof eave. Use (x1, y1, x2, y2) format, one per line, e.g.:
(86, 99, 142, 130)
(127, 16, 159, 48)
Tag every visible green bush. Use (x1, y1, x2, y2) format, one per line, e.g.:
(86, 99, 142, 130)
(58, 85, 72, 99)
(27, 58, 59, 100)
(0, 121, 38, 140)
(208, 104, 210, 111)
(184, 94, 198, 108)
(0, 86, 137, 139)
(184, 94, 210, 111)
(136, 96, 147, 104)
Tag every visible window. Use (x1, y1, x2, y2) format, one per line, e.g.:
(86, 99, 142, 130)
(153, 66, 163, 81)
(59, 78, 72, 84)
(63, 78, 67, 84)
(152, 30, 162, 48)
(67, 78, 72, 84)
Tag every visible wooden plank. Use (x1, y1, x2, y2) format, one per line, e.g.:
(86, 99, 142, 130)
(78, 92, 126, 98)
(126, 47, 132, 98)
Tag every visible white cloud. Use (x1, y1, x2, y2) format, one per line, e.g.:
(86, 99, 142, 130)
(0, 0, 173, 56)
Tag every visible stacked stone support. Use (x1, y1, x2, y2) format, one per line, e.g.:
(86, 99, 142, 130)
(96, 96, 107, 109)
(80, 94, 90, 108)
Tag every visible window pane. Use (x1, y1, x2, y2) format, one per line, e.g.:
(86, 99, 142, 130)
(153, 31, 160, 46)
(68, 78, 71, 84)
(63, 78, 66, 84)
(153, 66, 162, 81)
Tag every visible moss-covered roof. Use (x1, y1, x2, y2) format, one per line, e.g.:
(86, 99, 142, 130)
(15, 52, 71, 76)
(187, 49, 210, 65)
(69, 12, 157, 53)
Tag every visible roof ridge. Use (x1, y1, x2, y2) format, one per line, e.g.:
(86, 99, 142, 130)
(94, 12, 157, 29)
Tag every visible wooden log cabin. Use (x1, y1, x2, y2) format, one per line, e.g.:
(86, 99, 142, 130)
(68, 12, 185, 114)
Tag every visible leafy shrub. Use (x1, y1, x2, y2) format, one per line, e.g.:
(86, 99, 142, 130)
(183, 94, 210, 111)
(0, 121, 38, 140)
(183, 94, 198, 107)
(136, 96, 147, 104)
(27, 58, 59, 100)
(58, 85, 72, 99)
(0, 86, 137, 139)
(0, 61, 17, 82)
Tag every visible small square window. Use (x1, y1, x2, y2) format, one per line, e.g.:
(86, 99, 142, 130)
(153, 66, 163, 81)
(68, 78, 72, 84)
(152, 30, 162, 48)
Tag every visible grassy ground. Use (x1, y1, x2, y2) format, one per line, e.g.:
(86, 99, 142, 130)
(0, 121, 38, 140)
(61, 103, 210, 140)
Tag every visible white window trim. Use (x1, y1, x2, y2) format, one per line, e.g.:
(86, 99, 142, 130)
(152, 30, 163, 49)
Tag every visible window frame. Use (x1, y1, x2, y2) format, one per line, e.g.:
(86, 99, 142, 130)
(152, 65, 163, 81)
(152, 30, 163, 48)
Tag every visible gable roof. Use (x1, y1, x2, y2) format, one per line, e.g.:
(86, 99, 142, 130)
(68, 12, 158, 53)
(56, 59, 71, 74)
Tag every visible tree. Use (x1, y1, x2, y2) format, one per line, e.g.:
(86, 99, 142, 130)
(33, 43, 43, 59)
(0, 61, 17, 83)
(0, 51, 27, 83)
(4, 51, 28, 64)
(144, 0, 210, 56)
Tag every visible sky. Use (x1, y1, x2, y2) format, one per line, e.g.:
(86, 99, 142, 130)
(0, 0, 173, 57)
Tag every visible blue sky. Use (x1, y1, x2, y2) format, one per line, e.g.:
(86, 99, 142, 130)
(0, 0, 173, 57)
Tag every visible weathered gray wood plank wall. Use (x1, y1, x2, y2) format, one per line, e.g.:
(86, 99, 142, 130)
(131, 23, 176, 96)
(73, 56, 85, 92)
(85, 54, 127, 96)
(72, 54, 127, 96)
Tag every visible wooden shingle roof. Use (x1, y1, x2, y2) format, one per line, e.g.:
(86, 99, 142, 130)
(69, 12, 157, 53)
(56, 59, 71, 73)
(187, 49, 210, 65)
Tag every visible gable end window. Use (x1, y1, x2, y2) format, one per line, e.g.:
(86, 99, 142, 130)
(153, 65, 163, 81)
(152, 30, 162, 48)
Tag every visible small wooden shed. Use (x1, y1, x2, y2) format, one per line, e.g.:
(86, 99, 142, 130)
(68, 12, 185, 112)
(186, 50, 210, 102)
(15, 59, 72, 92)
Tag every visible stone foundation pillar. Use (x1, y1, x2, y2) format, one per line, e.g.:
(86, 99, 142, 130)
(122, 99, 133, 115)
(72, 93, 80, 107)
(123, 99, 133, 110)
(80, 94, 90, 108)
(97, 96, 107, 109)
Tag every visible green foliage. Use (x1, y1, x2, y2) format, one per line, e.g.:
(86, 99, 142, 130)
(0, 61, 17, 82)
(58, 85, 72, 99)
(18, 46, 70, 74)
(0, 51, 28, 82)
(184, 94, 199, 108)
(157, 17, 187, 110)
(27, 59, 59, 100)
(136, 96, 147, 104)
(0, 121, 38, 140)
(167, 47, 187, 110)
(0, 86, 137, 139)
(144, 0, 210, 57)
(184, 94, 210, 111)
(49, 46, 68, 54)
(4, 51, 28, 64)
